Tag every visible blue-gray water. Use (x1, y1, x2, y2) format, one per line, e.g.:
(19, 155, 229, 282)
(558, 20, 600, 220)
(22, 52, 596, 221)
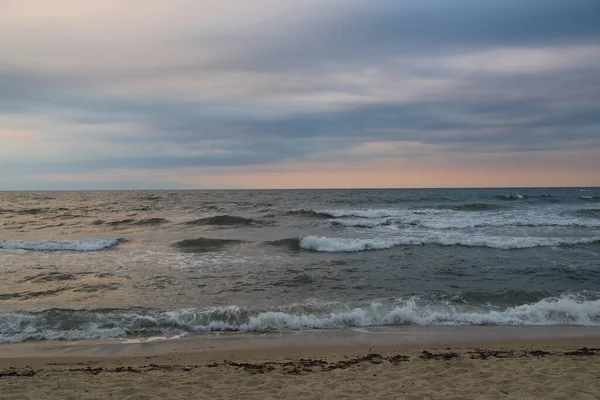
(1, 188, 599, 342)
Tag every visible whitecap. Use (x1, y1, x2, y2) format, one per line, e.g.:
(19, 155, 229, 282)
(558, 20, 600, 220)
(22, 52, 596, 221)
(0, 238, 122, 251)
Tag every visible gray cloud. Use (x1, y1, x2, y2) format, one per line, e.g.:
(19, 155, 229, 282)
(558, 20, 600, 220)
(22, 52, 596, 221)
(217, 0, 600, 71)
(0, 0, 599, 187)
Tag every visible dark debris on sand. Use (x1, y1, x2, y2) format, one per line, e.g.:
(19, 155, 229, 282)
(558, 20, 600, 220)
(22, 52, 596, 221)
(468, 349, 555, 359)
(420, 351, 459, 360)
(527, 350, 551, 357)
(564, 347, 600, 356)
(3, 348, 598, 378)
(0, 368, 36, 378)
(68, 366, 142, 375)
(468, 349, 516, 359)
(207, 353, 408, 375)
(204, 347, 599, 375)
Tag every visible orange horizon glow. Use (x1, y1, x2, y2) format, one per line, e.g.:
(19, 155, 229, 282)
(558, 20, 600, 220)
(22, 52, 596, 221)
(31, 149, 600, 190)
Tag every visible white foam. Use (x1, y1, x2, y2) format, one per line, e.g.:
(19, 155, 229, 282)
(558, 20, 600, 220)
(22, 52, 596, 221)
(429, 234, 600, 249)
(331, 215, 600, 230)
(330, 218, 397, 228)
(0, 238, 121, 251)
(415, 211, 600, 229)
(121, 333, 188, 344)
(497, 194, 525, 200)
(205, 295, 600, 329)
(2, 295, 598, 342)
(0, 311, 128, 343)
(320, 208, 600, 229)
(317, 209, 409, 218)
(300, 236, 409, 252)
(377, 295, 600, 326)
(299, 234, 600, 252)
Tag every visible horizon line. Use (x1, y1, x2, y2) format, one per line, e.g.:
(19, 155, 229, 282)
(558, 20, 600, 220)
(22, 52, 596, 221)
(1, 185, 599, 192)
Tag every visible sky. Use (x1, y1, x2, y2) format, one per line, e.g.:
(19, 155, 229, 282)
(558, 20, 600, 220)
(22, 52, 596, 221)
(1, 0, 599, 189)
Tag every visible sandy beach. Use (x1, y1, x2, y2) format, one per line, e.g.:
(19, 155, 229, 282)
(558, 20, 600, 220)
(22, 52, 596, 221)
(1, 327, 599, 399)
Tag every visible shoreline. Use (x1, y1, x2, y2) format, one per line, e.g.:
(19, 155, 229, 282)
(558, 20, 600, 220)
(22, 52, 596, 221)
(2, 325, 599, 360)
(2, 326, 599, 399)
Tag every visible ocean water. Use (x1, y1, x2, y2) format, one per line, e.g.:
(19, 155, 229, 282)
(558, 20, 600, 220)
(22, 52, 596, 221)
(1, 188, 599, 343)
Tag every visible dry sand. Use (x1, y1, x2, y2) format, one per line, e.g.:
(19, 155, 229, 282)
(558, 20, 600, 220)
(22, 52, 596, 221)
(1, 331, 599, 399)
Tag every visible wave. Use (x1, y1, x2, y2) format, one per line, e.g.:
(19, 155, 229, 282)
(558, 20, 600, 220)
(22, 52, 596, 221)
(173, 237, 244, 253)
(297, 209, 405, 219)
(93, 218, 169, 226)
(297, 235, 600, 252)
(330, 219, 397, 229)
(0, 284, 120, 301)
(135, 218, 169, 225)
(2, 294, 598, 342)
(185, 215, 264, 226)
(286, 209, 331, 218)
(333, 217, 600, 230)
(0, 288, 70, 301)
(409, 203, 506, 212)
(0, 238, 122, 251)
(265, 238, 303, 251)
(21, 272, 77, 283)
(291, 206, 600, 229)
(106, 219, 136, 226)
(580, 196, 600, 201)
(300, 236, 403, 252)
(495, 194, 526, 201)
(494, 193, 557, 201)
(139, 195, 162, 201)
(316, 207, 600, 229)
(292, 207, 501, 220)
(434, 203, 506, 212)
(572, 209, 600, 219)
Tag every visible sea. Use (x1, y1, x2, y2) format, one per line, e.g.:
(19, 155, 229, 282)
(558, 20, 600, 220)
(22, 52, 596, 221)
(1, 188, 599, 343)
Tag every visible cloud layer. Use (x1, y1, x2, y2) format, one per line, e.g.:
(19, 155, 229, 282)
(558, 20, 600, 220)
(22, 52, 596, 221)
(1, 0, 599, 188)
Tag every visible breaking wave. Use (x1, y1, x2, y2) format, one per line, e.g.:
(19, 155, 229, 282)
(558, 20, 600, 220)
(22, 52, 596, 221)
(432, 203, 506, 212)
(296, 209, 406, 219)
(1, 294, 598, 342)
(494, 194, 526, 201)
(572, 208, 600, 219)
(0, 238, 122, 252)
(291, 207, 600, 229)
(330, 219, 397, 229)
(328, 216, 600, 230)
(300, 236, 403, 252)
(494, 194, 558, 202)
(297, 235, 600, 252)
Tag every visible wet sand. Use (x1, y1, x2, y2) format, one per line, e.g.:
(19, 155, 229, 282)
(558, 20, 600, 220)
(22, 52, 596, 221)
(1, 327, 599, 399)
